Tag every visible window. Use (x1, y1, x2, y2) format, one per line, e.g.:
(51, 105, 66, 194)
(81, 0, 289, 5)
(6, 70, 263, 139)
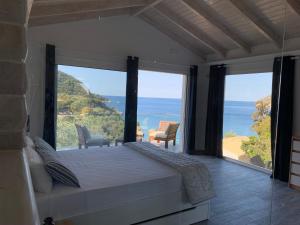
(56, 65, 126, 150)
(223, 73, 273, 169)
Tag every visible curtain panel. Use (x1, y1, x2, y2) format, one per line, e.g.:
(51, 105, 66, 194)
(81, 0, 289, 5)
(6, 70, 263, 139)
(205, 64, 226, 157)
(271, 56, 295, 182)
(184, 65, 198, 154)
(43, 44, 57, 149)
(124, 56, 139, 143)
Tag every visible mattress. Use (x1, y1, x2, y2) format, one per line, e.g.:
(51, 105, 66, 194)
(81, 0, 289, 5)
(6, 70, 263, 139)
(36, 146, 183, 221)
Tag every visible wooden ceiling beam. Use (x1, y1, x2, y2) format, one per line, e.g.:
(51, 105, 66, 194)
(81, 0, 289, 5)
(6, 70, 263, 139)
(29, 7, 138, 26)
(228, 0, 282, 48)
(154, 5, 226, 57)
(182, 0, 251, 53)
(30, 0, 147, 18)
(133, 0, 164, 17)
(140, 14, 205, 61)
(287, 0, 300, 16)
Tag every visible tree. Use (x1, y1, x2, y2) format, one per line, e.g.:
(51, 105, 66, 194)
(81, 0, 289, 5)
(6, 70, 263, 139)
(252, 96, 271, 121)
(241, 96, 272, 169)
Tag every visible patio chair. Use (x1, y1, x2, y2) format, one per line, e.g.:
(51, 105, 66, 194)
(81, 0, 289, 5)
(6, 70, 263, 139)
(148, 121, 177, 142)
(75, 124, 110, 149)
(153, 123, 180, 148)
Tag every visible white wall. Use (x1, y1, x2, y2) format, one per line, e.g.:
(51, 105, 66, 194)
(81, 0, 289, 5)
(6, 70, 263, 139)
(26, 16, 203, 137)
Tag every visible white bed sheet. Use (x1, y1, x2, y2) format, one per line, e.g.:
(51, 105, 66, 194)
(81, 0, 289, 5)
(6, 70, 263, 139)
(36, 146, 183, 221)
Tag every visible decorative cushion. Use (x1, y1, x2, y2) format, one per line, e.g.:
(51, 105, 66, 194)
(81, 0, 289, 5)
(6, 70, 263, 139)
(24, 140, 53, 193)
(155, 132, 167, 139)
(34, 137, 80, 188)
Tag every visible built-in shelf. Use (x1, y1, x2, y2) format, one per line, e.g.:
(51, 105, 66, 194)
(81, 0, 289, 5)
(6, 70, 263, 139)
(289, 137, 300, 191)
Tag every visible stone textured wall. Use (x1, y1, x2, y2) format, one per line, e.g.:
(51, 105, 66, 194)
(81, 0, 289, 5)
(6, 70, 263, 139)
(0, 1, 39, 224)
(0, 1, 28, 149)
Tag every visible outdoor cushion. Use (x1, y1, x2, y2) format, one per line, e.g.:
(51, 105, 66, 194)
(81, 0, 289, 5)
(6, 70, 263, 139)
(86, 138, 110, 146)
(155, 132, 167, 139)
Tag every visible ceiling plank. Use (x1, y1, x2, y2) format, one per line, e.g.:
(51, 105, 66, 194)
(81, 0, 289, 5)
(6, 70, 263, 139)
(228, 0, 282, 48)
(29, 7, 137, 26)
(287, 0, 300, 16)
(30, 0, 147, 18)
(182, 0, 251, 53)
(133, 0, 164, 17)
(140, 14, 205, 61)
(154, 5, 226, 57)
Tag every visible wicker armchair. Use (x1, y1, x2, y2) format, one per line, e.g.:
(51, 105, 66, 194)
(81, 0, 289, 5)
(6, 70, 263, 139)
(75, 124, 110, 149)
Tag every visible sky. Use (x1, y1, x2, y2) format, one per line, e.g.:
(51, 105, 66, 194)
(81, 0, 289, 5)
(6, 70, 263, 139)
(225, 73, 273, 102)
(58, 65, 183, 99)
(138, 70, 183, 99)
(58, 65, 272, 101)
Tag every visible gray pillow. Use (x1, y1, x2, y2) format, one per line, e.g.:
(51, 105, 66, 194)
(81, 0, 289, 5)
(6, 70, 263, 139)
(34, 137, 80, 187)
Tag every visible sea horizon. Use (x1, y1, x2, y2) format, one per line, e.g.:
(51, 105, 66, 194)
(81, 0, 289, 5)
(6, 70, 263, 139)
(104, 95, 256, 103)
(104, 96, 257, 140)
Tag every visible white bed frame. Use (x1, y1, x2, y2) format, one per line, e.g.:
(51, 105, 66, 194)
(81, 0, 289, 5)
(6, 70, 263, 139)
(64, 191, 210, 225)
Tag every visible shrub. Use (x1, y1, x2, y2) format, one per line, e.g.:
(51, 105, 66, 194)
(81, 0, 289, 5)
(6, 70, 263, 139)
(241, 97, 272, 169)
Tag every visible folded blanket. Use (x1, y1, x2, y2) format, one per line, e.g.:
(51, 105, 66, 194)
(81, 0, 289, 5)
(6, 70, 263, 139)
(125, 142, 215, 204)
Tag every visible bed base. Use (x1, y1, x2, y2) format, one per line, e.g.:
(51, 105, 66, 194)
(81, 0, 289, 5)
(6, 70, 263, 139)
(134, 202, 210, 225)
(62, 197, 210, 225)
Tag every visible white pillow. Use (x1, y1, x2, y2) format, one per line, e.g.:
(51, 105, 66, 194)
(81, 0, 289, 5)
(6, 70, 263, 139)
(25, 136, 35, 148)
(25, 144, 53, 193)
(29, 160, 53, 193)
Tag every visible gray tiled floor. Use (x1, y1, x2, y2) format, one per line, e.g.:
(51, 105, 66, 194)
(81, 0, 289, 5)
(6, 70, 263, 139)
(191, 156, 300, 225)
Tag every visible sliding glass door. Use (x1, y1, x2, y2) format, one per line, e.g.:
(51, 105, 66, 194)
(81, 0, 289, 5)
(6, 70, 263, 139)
(223, 73, 273, 170)
(56, 65, 126, 150)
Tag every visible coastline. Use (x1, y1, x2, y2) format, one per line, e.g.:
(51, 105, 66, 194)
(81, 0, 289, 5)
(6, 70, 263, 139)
(223, 136, 249, 160)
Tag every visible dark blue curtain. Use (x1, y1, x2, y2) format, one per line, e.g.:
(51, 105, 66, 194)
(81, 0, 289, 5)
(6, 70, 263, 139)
(205, 64, 226, 157)
(184, 65, 198, 154)
(124, 56, 139, 143)
(271, 56, 295, 182)
(43, 44, 57, 149)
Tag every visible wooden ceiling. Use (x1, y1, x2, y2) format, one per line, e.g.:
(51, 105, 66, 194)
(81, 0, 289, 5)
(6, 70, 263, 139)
(29, 0, 300, 61)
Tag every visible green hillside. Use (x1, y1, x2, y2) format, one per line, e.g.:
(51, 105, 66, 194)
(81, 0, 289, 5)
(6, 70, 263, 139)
(56, 71, 124, 148)
(58, 71, 88, 96)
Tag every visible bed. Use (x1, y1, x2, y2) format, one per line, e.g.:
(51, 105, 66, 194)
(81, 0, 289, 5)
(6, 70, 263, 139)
(35, 143, 214, 225)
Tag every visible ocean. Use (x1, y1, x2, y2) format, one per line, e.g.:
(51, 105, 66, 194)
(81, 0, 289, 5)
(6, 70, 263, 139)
(105, 96, 256, 142)
(223, 101, 256, 136)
